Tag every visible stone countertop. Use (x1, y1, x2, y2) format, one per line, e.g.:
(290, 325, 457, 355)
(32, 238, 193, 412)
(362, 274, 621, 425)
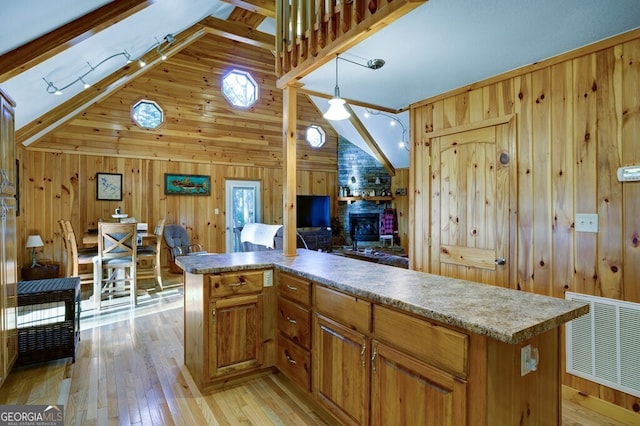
(177, 250, 589, 344)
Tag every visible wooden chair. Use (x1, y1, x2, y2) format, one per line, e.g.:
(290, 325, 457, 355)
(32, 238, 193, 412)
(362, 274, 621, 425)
(136, 218, 165, 290)
(94, 222, 137, 311)
(59, 219, 97, 288)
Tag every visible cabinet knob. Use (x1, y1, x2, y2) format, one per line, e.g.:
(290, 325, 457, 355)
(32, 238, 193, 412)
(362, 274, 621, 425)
(495, 257, 506, 266)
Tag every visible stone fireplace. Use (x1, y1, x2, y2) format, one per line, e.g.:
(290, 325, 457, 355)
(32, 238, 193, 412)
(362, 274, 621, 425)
(349, 213, 380, 242)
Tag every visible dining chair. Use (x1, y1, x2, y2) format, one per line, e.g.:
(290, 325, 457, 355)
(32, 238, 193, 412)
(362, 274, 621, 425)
(137, 218, 165, 290)
(59, 219, 97, 288)
(94, 222, 137, 311)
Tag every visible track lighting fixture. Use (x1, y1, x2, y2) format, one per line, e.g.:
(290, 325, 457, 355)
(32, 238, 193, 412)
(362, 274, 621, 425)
(323, 54, 385, 121)
(364, 108, 409, 151)
(42, 33, 176, 95)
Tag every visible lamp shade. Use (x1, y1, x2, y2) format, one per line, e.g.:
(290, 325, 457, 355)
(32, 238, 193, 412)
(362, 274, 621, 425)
(323, 97, 350, 121)
(26, 235, 44, 248)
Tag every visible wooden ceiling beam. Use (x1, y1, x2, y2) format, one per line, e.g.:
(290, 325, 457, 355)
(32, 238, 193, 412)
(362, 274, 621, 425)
(0, 0, 153, 83)
(345, 103, 395, 176)
(17, 26, 206, 146)
(199, 16, 274, 51)
(222, 0, 276, 19)
(300, 88, 400, 114)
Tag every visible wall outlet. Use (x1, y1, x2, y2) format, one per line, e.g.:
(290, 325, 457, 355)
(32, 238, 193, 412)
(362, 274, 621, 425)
(521, 344, 539, 376)
(263, 270, 273, 287)
(575, 213, 598, 233)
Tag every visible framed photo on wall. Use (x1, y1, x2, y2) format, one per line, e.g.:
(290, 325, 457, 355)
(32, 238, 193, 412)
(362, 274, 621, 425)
(96, 172, 123, 201)
(164, 173, 210, 196)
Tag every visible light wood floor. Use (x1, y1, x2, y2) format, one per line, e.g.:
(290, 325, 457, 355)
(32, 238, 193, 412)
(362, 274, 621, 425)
(0, 273, 635, 425)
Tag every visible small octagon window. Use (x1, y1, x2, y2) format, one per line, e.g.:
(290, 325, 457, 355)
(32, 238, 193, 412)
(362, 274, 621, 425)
(132, 99, 163, 129)
(222, 69, 258, 108)
(306, 125, 326, 148)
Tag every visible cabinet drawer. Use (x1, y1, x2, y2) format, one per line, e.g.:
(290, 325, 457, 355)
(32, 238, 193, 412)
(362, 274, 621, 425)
(278, 297, 311, 350)
(314, 285, 371, 333)
(278, 273, 312, 306)
(208, 270, 263, 297)
(373, 305, 468, 378)
(278, 334, 311, 392)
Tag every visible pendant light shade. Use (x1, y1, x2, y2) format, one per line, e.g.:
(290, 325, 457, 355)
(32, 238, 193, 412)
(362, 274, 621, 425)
(323, 57, 350, 121)
(324, 97, 350, 121)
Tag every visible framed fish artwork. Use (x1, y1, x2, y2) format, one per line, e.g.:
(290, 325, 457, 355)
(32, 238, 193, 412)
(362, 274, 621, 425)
(164, 173, 211, 196)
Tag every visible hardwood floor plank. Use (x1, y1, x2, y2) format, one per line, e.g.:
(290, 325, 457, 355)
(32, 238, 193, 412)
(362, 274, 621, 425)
(0, 274, 635, 425)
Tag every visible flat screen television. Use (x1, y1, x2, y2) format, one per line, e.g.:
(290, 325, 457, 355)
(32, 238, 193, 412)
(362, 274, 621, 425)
(296, 195, 331, 228)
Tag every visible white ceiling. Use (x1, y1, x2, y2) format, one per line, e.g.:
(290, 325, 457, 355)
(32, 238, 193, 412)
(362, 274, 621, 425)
(1, 0, 639, 170)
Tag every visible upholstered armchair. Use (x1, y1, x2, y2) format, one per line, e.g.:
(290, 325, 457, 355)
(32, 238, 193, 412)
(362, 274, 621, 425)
(163, 224, 207, 272)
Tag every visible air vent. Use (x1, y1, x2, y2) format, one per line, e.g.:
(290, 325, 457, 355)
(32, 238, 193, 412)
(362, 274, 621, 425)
(565, 292, 640, 397)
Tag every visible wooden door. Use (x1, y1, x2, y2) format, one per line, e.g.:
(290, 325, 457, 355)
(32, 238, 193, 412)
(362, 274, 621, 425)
(313, 313, 369, 425)
(429, 119, 515, 287)
(370, 341, 466, 426)
(209, 294, 263, 379)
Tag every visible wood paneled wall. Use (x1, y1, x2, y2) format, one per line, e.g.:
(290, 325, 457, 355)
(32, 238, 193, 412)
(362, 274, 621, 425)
(16, 33, 339, 272)
(410, 34, 640, 412)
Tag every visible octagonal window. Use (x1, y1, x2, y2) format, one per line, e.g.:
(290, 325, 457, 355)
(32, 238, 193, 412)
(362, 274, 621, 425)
(132, 99, 163, 129)
(222, 69, 258, 108)
(306, 125, 326, 148)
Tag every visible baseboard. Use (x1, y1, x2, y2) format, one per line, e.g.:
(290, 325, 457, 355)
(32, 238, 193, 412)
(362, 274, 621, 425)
(562, 385, 640, 425)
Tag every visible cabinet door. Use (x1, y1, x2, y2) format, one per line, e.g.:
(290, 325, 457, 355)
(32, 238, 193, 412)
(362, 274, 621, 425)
(313, 313, 369, 426)
(209, 294, 263, 379)
(371, 340, 467, 426)
(0, 197, 17, 385)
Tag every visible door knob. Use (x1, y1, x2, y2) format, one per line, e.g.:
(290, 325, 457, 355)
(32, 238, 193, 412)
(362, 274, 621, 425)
(495, 257, 506, 266)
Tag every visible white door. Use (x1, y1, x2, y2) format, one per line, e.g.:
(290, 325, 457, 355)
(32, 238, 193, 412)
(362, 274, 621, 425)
(225, 180, 261, 252)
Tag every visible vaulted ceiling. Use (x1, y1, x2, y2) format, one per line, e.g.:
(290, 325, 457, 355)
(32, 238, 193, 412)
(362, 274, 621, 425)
(1, 0, 639, 171)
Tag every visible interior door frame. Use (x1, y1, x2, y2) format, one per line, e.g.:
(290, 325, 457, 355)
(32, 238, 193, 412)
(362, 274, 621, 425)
(225, 179, 261, 253)
(425, 115, 517, 287)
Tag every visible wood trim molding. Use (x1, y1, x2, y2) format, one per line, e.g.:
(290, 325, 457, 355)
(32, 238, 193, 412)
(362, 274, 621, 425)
(0, 0, 152, 82)
(411, 28, 640, 110)
(425, 114, 515, 139)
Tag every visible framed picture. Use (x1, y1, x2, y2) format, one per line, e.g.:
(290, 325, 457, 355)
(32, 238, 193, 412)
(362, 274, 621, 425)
(164, 173, 210, 196)
(96, 173, 123, 201)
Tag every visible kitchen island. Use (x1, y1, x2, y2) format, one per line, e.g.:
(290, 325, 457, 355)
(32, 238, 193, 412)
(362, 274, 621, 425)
(178, 249, 588, 425)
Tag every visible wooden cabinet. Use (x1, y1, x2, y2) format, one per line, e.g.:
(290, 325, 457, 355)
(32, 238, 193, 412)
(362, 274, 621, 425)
(370, 340, 467, 426)
(313, 285, 371, 425)
(209, 293, 263, 379)
(184, 269, 273, 390)
(314, 314, 369, 426)
(276, 272, 312, 391)
(0, 88, 17, 389)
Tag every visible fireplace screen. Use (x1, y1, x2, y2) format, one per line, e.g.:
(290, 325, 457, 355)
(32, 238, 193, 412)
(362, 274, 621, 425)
(349, 213, 380, 242)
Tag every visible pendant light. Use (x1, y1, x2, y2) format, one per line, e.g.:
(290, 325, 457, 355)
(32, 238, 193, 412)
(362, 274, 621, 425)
(323, 57, 350, 121)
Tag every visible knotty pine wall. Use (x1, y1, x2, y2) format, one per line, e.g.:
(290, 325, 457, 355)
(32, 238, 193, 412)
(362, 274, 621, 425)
(16, 33, 339, 273)
(410, 32, 640, 412)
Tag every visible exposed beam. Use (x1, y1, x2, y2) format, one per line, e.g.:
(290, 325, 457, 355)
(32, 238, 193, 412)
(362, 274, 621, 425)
(222, 0, 276, 19)
(0, 0, 153, 83)
(345, 103, 396, 176)
(299, 88, 399, 114)
(199, 16, 274, 51)
(17, 26, 206, 146)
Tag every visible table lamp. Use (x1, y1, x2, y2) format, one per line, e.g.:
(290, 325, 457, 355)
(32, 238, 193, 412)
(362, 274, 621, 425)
(26, 235, 44, 268)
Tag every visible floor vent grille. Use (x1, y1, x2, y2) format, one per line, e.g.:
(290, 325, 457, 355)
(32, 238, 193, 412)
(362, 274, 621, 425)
(565, 292, 640, 397)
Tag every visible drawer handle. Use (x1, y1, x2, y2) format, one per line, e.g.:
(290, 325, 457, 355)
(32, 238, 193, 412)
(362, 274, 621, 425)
(227, 282, 247, 287)
(286, 316, 297, 324)
(285, 351, 297, 365)
(286, 284, 298, 291)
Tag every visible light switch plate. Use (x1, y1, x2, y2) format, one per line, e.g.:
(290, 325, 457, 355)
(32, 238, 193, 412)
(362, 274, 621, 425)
(575, 213, 598, 233)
